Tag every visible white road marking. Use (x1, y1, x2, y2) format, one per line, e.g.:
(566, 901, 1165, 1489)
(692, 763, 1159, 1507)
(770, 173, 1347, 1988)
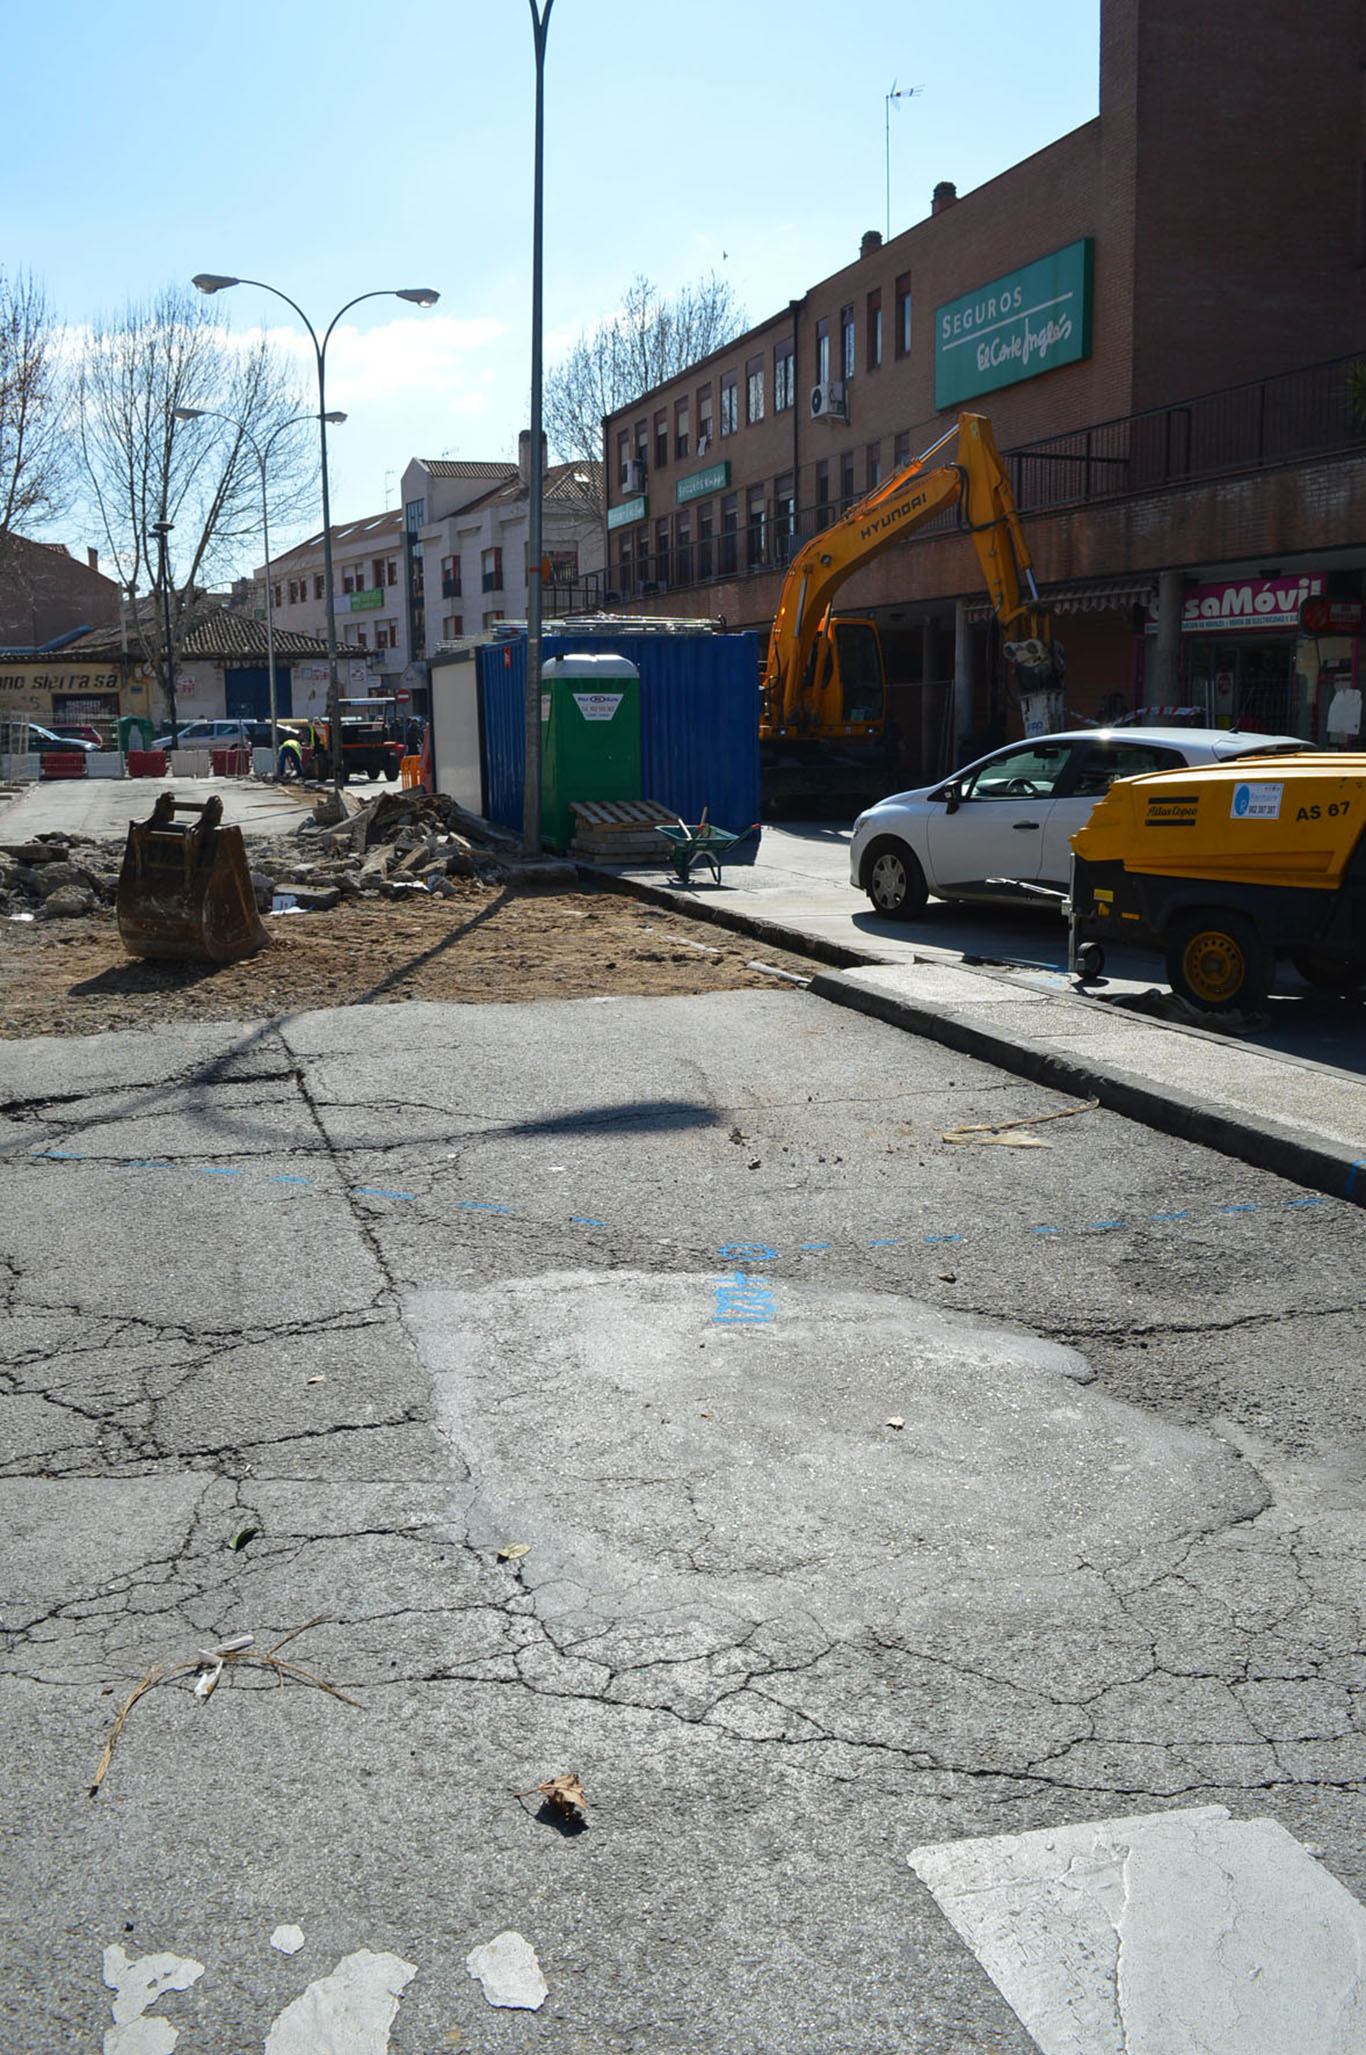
(102, 1945, 204, 2055)
(910, 1805, 1366, 2054)
(262, 1949, 417, 2053)
(466, 1929, 549, 2010)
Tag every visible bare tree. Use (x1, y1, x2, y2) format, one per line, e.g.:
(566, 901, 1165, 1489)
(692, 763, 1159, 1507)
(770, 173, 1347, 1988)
(544, 272, 747, 501)
(0, 270, 73, 623)
(73, 284, 313, 728)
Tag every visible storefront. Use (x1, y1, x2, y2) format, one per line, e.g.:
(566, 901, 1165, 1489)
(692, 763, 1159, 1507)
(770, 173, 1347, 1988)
(0, 658, 151, 736)
(1140, 574, 1357, 739)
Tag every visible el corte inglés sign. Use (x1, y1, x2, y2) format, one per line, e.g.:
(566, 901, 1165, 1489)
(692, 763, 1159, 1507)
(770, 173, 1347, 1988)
(935, 239, 1093, 408)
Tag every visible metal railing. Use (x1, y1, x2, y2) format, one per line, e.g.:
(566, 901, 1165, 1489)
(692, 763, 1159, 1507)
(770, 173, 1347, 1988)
(590, 352, 1365, 605)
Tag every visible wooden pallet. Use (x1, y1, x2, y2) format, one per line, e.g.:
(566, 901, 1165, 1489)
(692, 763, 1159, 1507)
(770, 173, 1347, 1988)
(570, 798, 680, 861)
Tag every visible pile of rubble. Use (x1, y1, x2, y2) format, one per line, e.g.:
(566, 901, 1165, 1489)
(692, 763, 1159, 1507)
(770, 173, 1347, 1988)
(1, 789, 568, 923)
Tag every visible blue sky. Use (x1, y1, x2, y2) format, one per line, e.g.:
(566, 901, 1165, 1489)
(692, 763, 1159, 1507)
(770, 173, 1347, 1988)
(12, 0, 1099, 566)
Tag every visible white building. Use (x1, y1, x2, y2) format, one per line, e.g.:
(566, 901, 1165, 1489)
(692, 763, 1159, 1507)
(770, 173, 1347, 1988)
(402, 435, 604, 659)
(252, 508, 414, 713)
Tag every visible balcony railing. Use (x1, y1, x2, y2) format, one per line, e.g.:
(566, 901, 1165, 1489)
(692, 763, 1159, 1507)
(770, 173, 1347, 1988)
(595, 351, 1366, 604)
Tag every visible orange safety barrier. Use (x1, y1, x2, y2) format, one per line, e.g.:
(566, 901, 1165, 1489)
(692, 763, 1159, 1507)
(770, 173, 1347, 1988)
(400, 754, 423, 789)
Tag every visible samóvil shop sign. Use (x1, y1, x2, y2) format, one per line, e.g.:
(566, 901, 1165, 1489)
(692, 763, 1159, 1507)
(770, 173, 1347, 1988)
(1144, 575, 1324, 635)
(934, 239, 1093, 409)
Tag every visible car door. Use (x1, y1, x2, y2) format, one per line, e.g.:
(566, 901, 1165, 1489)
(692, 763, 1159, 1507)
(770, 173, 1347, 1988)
(924, 741, 1079, 895)
(1042, 741, 1188, 885)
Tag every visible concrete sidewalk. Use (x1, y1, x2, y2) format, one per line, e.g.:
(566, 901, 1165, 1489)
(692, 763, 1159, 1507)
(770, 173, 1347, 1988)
(597, 826, 1366, 1207)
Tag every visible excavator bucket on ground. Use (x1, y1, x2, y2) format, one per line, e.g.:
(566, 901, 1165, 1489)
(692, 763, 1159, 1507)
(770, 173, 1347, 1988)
(117, 794, 268, 964)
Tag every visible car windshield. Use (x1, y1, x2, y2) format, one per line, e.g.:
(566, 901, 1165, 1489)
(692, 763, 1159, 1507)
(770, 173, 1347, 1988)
(960, 743, 1071, 800)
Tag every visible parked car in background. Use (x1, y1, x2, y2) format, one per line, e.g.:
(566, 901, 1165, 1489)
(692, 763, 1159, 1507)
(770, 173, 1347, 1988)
(150, 717, 261, 752)
(24, 721, 99, 753)
(850, 727, 1311, 918)
(49, 723, 106, 748)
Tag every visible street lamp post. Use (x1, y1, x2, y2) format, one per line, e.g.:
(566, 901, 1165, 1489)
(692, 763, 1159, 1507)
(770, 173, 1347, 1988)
(525, 0, 555, 858)
(173, 405, 346, 763)
(191, 275, 439, 791)
(151, 518, 177, 750)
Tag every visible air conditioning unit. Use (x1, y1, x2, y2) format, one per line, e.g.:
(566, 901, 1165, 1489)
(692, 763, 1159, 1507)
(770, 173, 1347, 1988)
(623, 458, 647, 491)
(809, 380, 848, 422)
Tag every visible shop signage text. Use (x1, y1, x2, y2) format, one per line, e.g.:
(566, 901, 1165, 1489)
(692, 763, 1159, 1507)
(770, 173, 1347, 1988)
(1144, 575, 1323, 635)
(607, 494, 647, 531)
(350, 588, 383, 612)
(1300, 597, 1363, 635)
(934, 240, 1093, 409)
(676, 461, 730, 504)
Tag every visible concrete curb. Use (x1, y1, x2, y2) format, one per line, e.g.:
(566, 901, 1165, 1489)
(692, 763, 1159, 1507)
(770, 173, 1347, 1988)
(809, 967, 1366, 1210)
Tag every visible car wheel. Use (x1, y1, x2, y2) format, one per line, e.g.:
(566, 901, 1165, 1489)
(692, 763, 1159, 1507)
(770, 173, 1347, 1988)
(384, 765, 399, 781)
(1291, 951, 1366, 994)
(1166, 911, 1273, 1015)
(367, 768, 381, 780)
(864, 838, 929, 920)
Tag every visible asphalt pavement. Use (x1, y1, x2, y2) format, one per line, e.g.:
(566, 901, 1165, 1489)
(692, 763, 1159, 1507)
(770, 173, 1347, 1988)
(4, 989, 1366, 2050)
(603, 824, 1366, 1208)
(0, 773, 316, 841)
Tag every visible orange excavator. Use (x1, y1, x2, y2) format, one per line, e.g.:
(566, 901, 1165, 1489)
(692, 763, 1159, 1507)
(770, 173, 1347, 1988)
(759, 411, 1063, 807)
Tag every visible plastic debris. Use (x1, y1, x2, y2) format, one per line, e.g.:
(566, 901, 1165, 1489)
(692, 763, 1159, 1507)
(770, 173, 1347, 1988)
(465, 1931, 547, 2011)
(497, 1543, 531, 1562)
(885, 1417, 906, 1430)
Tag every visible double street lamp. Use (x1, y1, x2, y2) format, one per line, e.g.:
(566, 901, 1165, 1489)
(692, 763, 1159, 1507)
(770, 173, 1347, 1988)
(172, 405, 347, 763)
(192, 274, 439, 789)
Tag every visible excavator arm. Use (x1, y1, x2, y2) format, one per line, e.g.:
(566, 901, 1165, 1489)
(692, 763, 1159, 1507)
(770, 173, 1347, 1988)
(761, 411, 1061, 735)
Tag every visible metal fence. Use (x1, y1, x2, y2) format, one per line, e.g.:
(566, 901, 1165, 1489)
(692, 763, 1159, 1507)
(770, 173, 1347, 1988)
(579, 352, 1366, 607)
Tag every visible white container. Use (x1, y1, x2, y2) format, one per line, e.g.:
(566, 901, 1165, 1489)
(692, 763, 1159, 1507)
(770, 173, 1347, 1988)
(171, 749, 213, 777)
(252, 747, 277, 777)
(87, 752, 123, 779)
(0, 753, 41, 783)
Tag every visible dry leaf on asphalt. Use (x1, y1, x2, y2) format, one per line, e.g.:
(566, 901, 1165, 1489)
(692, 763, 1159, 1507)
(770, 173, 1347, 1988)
(497, 1542, 532, 1562)
(516, 1771, 588, 1825)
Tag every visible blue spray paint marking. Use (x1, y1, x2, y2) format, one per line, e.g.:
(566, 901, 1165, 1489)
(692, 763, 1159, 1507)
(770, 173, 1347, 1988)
(33, 1150, 85, 1160)
(868, 1237, 899, 1247)
(571, 1216, 606, 1227)
(121, 1160, 172, 1169)
(1087, 1219, 1125, 1232)
(271, 1176, 314, 1186)
(923, 1233, 964, 1245)
(717, 1242, 777, 1262)
(1149, 1211, 1190, 1221)
(1033, 1226, 1062, 1236)
(1347, 1160, 1366, 1198)
(1219, 1204, 1258, 1215)
(199, 1167, 240, 1177)
(800, 1242, 832, 1252)
(460, 1201, 514, 1214)
(712, 1270, 776, 1324)
(354, 1187, 415, 1202)
(1286, 1196, 1325, 1208)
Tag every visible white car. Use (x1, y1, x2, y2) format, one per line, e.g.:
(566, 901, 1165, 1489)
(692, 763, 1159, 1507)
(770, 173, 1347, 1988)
(850, 728, 1309, 919)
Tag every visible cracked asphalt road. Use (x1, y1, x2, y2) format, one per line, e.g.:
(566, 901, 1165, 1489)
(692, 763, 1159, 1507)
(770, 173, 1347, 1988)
(2, 989, 1364, 2051)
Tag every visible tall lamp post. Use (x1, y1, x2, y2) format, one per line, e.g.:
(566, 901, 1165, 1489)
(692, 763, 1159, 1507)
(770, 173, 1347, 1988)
(173, 405, 346, 762)
(524, 0, 554, 858)
(151, 518, 177, 749)
(191, 275, 439, 790)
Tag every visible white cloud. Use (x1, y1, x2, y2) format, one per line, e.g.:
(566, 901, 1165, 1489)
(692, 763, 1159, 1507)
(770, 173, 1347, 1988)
(240, 313, 506, 410)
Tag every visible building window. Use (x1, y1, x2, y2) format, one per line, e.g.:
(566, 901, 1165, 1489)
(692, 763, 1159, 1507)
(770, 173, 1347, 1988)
(866, 289, 882, 371)
(696, 500, 714, 579)
(774, 336, 795, 412)
(546, 548, 578, 581)
(674, 398, 690, 460)
(654, 518, 670, 587)
(314, 575, 324, 599)
(719, 493, 738, 575)
(720, 371, 738, 437)
(697, 383, 714, 453)
(442, 614, 463, 639)
(288, 580, 298, 604)
(746, 354, 764, 425)
(481, 547, 503, 593)
(410, 555, 425, 598)
(618, 541, 635, 597)
(839, 451, 855, 510)
(375, 623, 396, 650)
(272, 584, 282, 609)
(654, 410, 669, 469)
(675, 510, 692, 585)
(354, 629, 368, 649)
(840, 304, 855, 382)
(866, 441, 882, 491)
(893, 429, 910, 470)
(617, 430, 631, 486)
(895, 273, 912, 358)
(774, 472, 796, 564)
(405, 498, 425, 531)
(634, 419, 648, 466)
(482, 609, 505, 630)
(746, 485, 766, 568)
(815, 318, 830, 385)
(441, 554, 461, 597)
(814, 460, 831, 528)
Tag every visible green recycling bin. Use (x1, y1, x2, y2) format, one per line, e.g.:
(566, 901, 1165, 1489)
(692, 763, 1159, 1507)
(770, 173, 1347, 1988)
(540, 653, 642, 850)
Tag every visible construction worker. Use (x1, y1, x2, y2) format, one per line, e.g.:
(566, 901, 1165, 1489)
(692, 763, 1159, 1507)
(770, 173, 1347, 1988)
(277, 721, 322, 780)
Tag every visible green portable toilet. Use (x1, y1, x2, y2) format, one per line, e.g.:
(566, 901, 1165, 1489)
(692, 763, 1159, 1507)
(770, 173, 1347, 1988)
(540, 652, 642, 849)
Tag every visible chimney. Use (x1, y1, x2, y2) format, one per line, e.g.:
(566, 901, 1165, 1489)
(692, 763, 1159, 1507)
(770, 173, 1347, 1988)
(932, 181, 958, 215)
(518, 429, 548, 486)
(88, 548, 99, 571)
(860, 229, 883, 258)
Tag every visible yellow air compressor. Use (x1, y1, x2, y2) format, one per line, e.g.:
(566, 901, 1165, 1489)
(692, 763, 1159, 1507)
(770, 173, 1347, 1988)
(1068, 754, 1366, 1013)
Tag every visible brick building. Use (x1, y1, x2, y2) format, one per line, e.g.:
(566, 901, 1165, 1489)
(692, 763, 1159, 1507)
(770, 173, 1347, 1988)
(0, 536, 122, 652)
(600, 0, 1366, 773)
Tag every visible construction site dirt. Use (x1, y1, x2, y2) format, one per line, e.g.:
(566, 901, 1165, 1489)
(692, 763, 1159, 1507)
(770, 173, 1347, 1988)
(0, 883, 814, 1039)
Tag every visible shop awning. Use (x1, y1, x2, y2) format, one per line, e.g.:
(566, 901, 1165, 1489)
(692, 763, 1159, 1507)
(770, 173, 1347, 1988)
(966, 578, 1155, 625)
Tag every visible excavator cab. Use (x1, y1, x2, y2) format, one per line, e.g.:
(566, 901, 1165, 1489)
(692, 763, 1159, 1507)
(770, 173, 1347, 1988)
(832, 620, 886, 725)
(116, 794, 268, 965)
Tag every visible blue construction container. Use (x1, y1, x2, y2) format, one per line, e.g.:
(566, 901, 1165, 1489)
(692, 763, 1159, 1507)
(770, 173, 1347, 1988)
(476, 631, 761, 844)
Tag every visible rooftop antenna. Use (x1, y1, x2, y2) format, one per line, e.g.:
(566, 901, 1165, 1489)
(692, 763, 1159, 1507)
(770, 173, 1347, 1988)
(383, 469, 395, 509)
(885, 81, 924, 241)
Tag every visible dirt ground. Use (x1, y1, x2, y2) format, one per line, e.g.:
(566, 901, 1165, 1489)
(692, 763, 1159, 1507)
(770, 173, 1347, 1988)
(0, 881, 815, 1039)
